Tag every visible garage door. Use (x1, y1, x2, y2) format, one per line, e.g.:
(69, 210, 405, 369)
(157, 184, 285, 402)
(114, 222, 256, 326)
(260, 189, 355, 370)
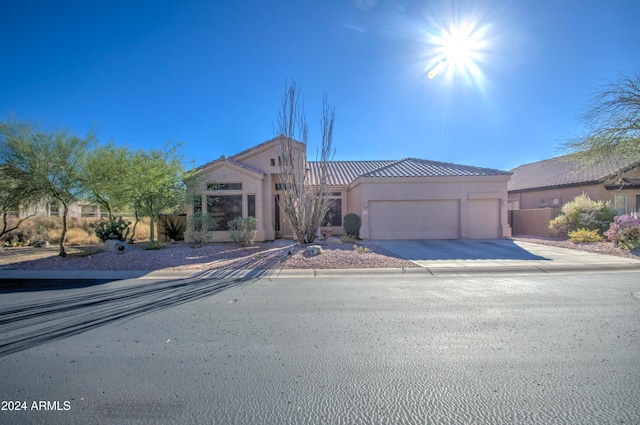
(467, 199, 500, 239)
(369, 200, 459, 240)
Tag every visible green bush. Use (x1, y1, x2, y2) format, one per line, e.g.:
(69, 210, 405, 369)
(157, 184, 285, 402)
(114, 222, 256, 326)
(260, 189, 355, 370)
(93, 217, 131, 242)
(548, 193, 616, 237)
(184, 212, 216, 246)
(568, 228, 603, 243)
(344, 213, 361, 237)
(228, 216, 257, 246)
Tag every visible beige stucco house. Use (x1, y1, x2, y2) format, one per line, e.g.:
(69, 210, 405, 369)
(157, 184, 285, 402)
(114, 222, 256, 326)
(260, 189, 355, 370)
(508, 153, 640, 236)
(189, 136, 513, 241)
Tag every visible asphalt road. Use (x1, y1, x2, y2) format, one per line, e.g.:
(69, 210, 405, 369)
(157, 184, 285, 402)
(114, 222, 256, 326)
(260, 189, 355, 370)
(1, 271, 639, 424)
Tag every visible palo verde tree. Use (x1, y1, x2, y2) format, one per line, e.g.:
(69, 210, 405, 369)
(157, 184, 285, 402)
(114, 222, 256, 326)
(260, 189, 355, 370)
(0, 118, 95, 256)
(128, 144, 185, 242)
(562, 71, 640, 162)
(276, 79, 336, 244)
(0, 165, 41, 239)
(84, 143, 135, 221)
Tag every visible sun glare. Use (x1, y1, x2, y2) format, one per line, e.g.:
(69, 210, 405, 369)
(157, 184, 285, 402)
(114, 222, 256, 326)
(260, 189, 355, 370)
(426, 21, 490, 83)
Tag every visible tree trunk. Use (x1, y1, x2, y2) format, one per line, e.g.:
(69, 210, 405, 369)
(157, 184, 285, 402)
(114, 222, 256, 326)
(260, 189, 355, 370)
(59, 202, 68, 257)
(149, 214, 155, 242)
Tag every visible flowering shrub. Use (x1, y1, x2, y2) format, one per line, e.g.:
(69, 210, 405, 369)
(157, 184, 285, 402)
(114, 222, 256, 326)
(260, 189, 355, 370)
(604, 213, 640, 250)
(548, 193, 616, 237)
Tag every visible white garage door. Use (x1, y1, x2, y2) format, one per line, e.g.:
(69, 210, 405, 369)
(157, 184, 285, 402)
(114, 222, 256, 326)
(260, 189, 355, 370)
(369, 200, 460, 240)
(467, 199, 500, 239)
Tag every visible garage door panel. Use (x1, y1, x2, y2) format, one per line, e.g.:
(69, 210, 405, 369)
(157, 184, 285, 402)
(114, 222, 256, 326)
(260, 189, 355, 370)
(369, 200, 459, 240)
(468, 199, 500, 239)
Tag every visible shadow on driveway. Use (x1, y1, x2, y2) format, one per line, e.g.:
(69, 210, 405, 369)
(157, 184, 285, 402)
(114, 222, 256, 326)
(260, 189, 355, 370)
(373, 239, 550, 261)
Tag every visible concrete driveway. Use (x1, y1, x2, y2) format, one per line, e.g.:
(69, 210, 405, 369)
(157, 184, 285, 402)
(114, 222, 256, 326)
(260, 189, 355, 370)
(374, 239, 548, 261)
(372, 239, 640, 273)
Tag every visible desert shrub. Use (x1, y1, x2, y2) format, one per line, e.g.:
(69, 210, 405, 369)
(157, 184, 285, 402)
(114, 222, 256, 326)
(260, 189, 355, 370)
(568, 228, 603, 243)
(184, 212, 216, 246)
(343, 213, 361, 237)
(1, 216, 103, 246)
(548, 215, 569, 237)
(158, 214, 186, 241)
(353, 244, 370, 254)
(604, 213, 640, 250)
(340, 234, 358, 244)
(65, 228, 100, 246)
(129, 216, 153, 242)
(4, 235, 29, 247)
(548, 193, 616, 237)
(93, 217, 132, 242)
(144, 240, 165, 250)
(228, 216, 257, 246)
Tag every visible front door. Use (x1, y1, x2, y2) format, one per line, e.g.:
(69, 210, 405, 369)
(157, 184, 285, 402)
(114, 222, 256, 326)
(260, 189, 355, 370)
(274, 194, 294, 239)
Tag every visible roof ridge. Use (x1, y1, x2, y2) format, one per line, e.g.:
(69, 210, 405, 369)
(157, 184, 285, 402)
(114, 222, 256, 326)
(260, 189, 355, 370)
(360, 158, 410, 176)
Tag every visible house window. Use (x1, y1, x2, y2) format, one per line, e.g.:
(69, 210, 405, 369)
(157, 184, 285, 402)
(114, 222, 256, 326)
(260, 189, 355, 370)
(247, 194, 256, 218)
(275, 182, 293, 191)
(508, 200, 520, 210)
(193, 196, 203, 214)
(49, 201, 60, 217)
(207, 195, 242, 230)
(551, 198, 560, 206)
(208, 182, 242, 191)
(614, 194, 627, 215)
(270, 158, 275, 167)
(539, 199, 548, 207)
(322, 199, 342, 227)
(80, 205, 98, 218)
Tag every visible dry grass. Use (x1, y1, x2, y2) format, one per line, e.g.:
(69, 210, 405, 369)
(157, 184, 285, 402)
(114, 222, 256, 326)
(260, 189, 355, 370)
(1, 216, 158, 247)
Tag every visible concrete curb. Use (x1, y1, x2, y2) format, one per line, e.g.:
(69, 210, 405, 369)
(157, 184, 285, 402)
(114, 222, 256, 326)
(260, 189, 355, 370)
(1, 261, 640, 281)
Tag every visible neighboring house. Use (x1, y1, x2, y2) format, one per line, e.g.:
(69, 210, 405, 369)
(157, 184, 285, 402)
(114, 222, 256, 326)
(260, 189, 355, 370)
(508, 153, 640, 236)
(8, 200, 108, 219)
(189, 136, 513, 241)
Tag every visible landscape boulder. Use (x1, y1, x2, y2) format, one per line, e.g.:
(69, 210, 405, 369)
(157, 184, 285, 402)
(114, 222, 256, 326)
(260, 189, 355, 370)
(102, 239, 128, 252)
(304, 245, 323, 257)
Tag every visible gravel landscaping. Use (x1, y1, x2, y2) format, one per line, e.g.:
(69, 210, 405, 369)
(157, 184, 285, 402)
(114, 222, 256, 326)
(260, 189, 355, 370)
(0, 241, 417, 271)
(1, 236, 637, 272)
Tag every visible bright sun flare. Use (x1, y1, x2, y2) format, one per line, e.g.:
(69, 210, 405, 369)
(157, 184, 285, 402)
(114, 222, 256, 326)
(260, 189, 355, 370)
(427, 22, 489, 81)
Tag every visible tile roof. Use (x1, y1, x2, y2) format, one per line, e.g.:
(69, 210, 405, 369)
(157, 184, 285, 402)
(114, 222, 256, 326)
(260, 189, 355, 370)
(360, 158, 510, 178)
(508, 154, 640, 192)
(308, 158, 510, 186)
(196, 155, 266, 176)
(307, 160, 395, 186)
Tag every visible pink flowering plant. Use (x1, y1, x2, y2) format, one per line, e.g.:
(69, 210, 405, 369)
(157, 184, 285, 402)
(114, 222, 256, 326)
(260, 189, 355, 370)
(604, 213, 640, 250)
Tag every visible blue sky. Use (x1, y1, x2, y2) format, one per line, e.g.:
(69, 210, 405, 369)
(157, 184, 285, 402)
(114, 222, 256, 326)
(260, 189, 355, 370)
(1, 0, 638, 171)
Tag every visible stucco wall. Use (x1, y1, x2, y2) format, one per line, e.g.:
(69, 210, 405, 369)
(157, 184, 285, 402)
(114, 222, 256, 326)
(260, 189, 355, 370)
(350, 175, 511, 240)
(192, 163, 268, 242)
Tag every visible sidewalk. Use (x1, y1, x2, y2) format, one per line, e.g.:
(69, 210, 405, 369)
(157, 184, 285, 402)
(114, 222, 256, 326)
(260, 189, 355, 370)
(1, 241, 639, 280)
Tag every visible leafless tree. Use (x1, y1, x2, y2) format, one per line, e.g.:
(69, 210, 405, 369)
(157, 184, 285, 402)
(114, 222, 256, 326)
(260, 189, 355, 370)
(276, 79, 335, 244)
(562, 71, 640, 162)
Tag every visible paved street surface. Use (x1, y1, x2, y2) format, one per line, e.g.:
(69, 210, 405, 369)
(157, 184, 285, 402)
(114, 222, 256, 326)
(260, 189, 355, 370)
(1, 271, 639, 424)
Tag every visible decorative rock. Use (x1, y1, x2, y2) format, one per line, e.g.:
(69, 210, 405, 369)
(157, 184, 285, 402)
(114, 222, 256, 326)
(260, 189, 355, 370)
(325, 237, 342, 244)
(33, 240, 50, 248)
(304, 245, 323, 256)
(103, 239, 128, 252)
